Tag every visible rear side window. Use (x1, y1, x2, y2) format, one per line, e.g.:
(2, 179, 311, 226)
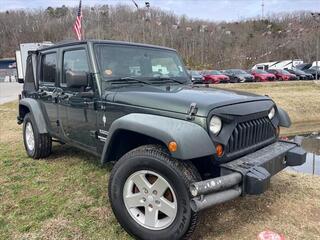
(62, 49, 89, 85)
(41, 53, 57, 84)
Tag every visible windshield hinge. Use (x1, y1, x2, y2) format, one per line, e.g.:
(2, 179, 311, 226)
(186, 102, 198, 120)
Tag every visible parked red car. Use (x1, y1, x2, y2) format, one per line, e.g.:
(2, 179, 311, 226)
(200, 70, 230, 84)
(266, 69, 298, 81)
(249, 69, 276, 82)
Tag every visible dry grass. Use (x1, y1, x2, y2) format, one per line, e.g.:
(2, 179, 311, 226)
(214, 81, 320, 136)
(1, 84, 320, 240)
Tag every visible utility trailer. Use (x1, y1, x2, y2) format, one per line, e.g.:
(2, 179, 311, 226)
(252, 59, 304, 70)
(15, 42, 53, 82)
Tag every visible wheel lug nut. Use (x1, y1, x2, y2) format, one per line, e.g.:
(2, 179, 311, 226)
(148, 204, 153, 210)
(141, 197, 146, 202)
(153, 190, 157, 195)
(143, 188, 148, 194)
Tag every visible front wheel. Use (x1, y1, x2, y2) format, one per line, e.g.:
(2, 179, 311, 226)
(108, 145, 201, 240)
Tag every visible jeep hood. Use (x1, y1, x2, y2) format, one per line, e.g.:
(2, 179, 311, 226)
(108, 85, 271, 117)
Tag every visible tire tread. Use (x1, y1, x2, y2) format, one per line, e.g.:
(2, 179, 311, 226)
(109, 144, 201, 240)
(23, 113, 52, 159)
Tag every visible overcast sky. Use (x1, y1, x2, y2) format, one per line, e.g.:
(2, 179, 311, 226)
(1, 0, 319, 21)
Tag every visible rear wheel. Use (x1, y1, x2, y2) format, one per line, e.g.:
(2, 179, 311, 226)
(23, 113, 52, 159)
(108, 145, 201, 240)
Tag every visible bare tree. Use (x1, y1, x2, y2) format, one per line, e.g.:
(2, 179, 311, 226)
(0, 5, 316, 69)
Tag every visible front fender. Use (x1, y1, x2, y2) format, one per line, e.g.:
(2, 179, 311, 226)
(19, 98, 48, 134)
(101, 113, 215, 163)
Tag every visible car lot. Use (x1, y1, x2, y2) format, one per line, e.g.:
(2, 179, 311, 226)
(189, 68, 317, 84)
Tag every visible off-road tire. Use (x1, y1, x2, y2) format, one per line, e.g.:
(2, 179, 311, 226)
(108, 145, 201, 240)
(23, 113, 52, 159)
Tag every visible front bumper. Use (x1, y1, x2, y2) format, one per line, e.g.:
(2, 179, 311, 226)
(190, 141, 306, 212)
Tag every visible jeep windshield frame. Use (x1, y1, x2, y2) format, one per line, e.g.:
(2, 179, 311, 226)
(93, 43, 190, 89)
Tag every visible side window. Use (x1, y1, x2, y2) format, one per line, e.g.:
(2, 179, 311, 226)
(62, 49, 89, 86)
(41, 53, 57, 85)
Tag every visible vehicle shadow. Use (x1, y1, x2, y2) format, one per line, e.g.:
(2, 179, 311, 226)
(47, 143, 113, 170)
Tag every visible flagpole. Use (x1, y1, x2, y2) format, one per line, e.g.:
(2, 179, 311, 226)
(73, 0, 83, 41)
(81, 10, 84, 40)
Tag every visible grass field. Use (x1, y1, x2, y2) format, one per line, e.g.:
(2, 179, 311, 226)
(1, 81, 320, 239)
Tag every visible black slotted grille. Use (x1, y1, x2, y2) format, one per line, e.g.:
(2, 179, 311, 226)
(226, 117, 276, 154)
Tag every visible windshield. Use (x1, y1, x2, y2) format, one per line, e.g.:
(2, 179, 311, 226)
(230, 69, 247, 74)
(94, 44, 189, 87)
(278, 69, 290, 74)
(292, 69, 305, 74)
(206, 70, 222, 75)
(254, 69, 268, 74)
(190, 70, 202, 77)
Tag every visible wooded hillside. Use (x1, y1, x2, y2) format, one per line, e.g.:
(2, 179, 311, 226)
(0, 4, 318, 69)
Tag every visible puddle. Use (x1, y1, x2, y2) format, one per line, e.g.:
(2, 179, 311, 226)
(287, 152, 320, 175)
(287, 134, 320, 175)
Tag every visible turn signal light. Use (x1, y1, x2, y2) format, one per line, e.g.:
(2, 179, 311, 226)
(168, 141, 177, 152)
(216, 144, 224, 157)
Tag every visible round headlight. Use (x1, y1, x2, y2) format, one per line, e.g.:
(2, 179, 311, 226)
(268, 107, 275, 119)
(209, 116, 222, 135)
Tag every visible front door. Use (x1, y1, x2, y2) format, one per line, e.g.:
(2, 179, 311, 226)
(58, 47, 98, 150)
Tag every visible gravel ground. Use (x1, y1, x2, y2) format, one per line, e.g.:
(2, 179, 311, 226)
(0, 82, 22, 104)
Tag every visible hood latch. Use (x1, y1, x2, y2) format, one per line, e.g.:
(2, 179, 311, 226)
(186, 102, 198, 120)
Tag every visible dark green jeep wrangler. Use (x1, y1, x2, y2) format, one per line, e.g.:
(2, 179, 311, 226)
(17, 40, 306, 240)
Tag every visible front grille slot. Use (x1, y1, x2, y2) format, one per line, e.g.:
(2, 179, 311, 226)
(226, 117, 275, 154)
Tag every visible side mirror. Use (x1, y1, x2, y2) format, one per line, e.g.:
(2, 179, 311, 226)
(66, 70, 88, 88)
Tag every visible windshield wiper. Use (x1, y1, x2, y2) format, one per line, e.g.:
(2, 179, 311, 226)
(148, 77, 184, 84)
(106, 77, 151, 86)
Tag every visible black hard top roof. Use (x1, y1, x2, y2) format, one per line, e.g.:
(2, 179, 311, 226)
(40, 39, 176, 52)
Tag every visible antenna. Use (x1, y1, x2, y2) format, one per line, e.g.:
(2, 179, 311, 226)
(261, 0, 264, 19)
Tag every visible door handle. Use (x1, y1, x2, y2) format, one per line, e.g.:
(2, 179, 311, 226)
(38, 91, 47, 97)
(84, 100, 94, 106)
(59, 94, 69, 100)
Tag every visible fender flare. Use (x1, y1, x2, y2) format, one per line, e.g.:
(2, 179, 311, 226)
(101, 113, 215, 163)
(277, 107, 291, 128)
(19, 98, 48, 134)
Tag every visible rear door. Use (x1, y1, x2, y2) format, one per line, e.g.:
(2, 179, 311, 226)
(37, 50, 59, 136)
(57, 46, 98, 150)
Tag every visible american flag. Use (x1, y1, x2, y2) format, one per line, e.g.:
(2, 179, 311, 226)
(73, 0, 83, 40)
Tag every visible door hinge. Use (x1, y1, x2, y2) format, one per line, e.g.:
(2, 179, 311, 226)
(90, 130, 97, 138)
(186, 102, 198, 120)
(56, 120, 60, 127)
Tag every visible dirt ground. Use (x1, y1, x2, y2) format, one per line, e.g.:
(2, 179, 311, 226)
(1, 81, 320, 239)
